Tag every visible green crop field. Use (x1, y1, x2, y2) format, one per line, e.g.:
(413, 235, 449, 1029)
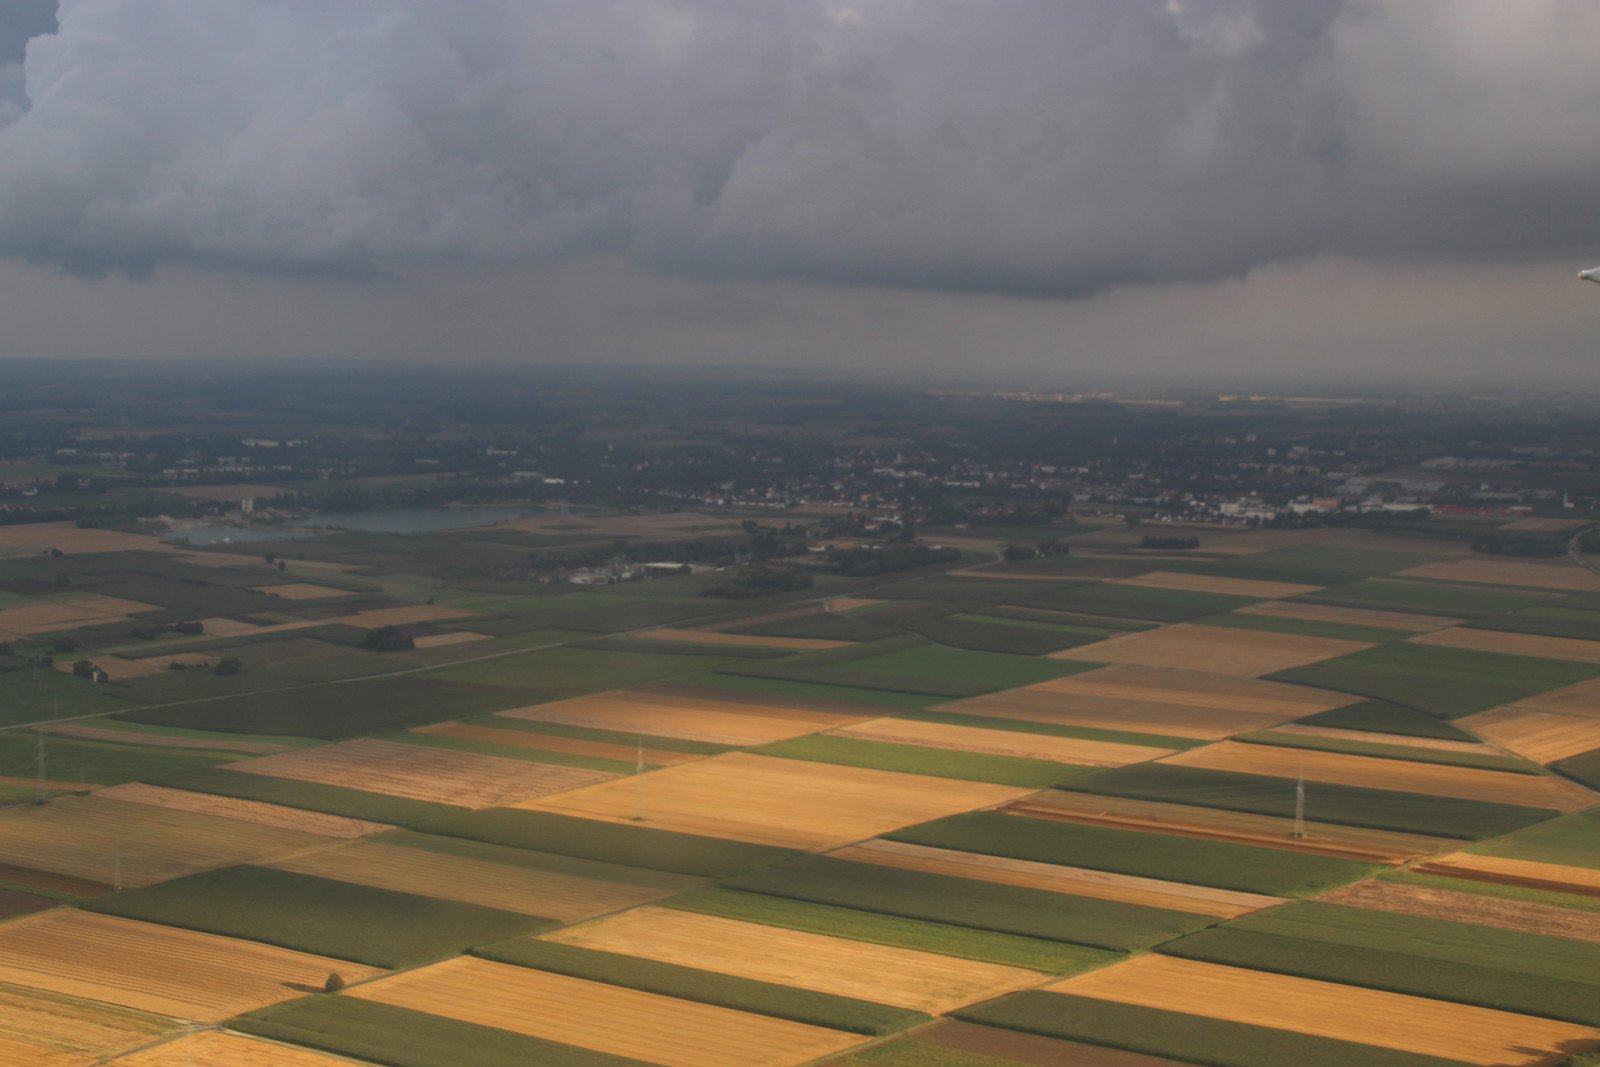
(1017, 582, 1262, 622)
(721, 641, 1097, 698)
(1232, 729, 1539, 773)
(977, 605, 1158, 631)
(373, 829, 708, 891)
(238, 996, 647, 1067)
(1295, 699, 1479, 740)
(723, 856, 1215, 952)
(116, 675, 563, 738)
(898, 708, 1203, 751)
(956, 992, 1463, 1067)
(1064, 763, 1555, 839)
(1194, 610, 1412, 644)
(665, 888, 1114, 975)
(1267, 640, 1600, 718)
(420, 808, 799, 878)
(388, 729, 638, 774)
(897, 614, 1105, 655)
(1162, 901, 1600, 1026)
(1467, 806, 1600, 868)
(1191, 544, 1446, 584)
(669, 670, 946, 709)
(840, 1037, 1033, 1067)
(1553, 749, 1600, 792)
(756, 734, 1090, 788)
(421, 645, 741, 691)
(462, 713, 733, 755)
(148, 767, 464, 825)
(476, 938, 928, 1036)
(1466, 604, 1600, 642)
(85, 864, 552, 968)
(0, 732, 240, 786)
(726, 612, 901, 642)
(1293, 578, 1557, 618)
(888, 812, 1378, 897)
(873, 576, 1076, 602)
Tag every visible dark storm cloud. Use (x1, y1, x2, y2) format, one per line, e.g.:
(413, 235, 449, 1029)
(0, 0, 1596, 295)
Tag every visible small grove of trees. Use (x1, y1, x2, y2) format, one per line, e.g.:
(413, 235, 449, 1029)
(72, 659, 96, 679)
(1003, 539, 1072, 561)
(362, 625, 415, 651)
(134, 620, 203, 641)
(701, 566, 814, 599)
(1140, 535, 1200, 550)
(1471, 533, 1564, 558)
(214, 656, 242, 676)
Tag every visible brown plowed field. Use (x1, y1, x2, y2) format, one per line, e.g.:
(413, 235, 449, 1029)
(1005, 791, 1450, 863)
(415, 721, 703, 765)
(1412, 854, 1600, 898)
(1162, 739, 1595, 810)
(829, 717, 1174, 766)
(834, 839, 1281, 917)
(940, 665, 1350, 740)
(1514, 677, 1600, 717)
(410, 630, 489, 649)
(270, 839, 701, 922)
(251, 582, 347, 600)
(1459, 706, 1600, 763)
(1412, 627, 1600, 664)
(498, 691, 861, 746)
(0, 795, 335, 888)
(1050, 624, 1369, 677)
(918, 1020, 1189, 1067)
(0, 982, 173, 1067)
(635, 627, 851, 651)
(1399, 559, 1600, 592)
(1236, 599, 1456, 631)
(225, 737, 614, 807)
(548, 906, 1042, 1011)
(350, 956, 864, 1067)
(1323, 879, 1600, 943)
(521, 752, 1027, 849)
(1050, 954, 1598, 1066)
(1114, 570, 1322, 599)
(0, 888, 58, 921)
(828, 597, 882, 611)
(0, 911, 383, 1021)
(95, 783, 387, 838)
(109, 1030, 361, 1066)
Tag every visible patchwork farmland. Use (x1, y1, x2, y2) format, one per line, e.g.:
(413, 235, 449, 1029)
(9, 514, 1600, 1067)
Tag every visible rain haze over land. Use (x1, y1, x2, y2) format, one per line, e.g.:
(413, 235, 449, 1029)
(0, 0, 1598, 382)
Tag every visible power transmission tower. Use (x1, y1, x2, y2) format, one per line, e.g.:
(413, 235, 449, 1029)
(631, 736, 645, 821)
(1292, 770, 1306, 839)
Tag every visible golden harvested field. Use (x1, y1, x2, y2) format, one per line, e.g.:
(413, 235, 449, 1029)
(1007, 791, 1452, 864)
(1399, 558, 1600, 591)
(1113, 570, 1322, 599)
(940, 665, 1349, 740)
(834, 839, 1281, 917)
(548, 906, 1043, 1011)
(226, 737, 614, 807)
(1163, 739, 1596, 810)
(410, 630, 489, 649)
(0, 601, 136, 636)
(829, 716, 1175, 766)
(0, 522, 179, 558)
(0, 911, 382, 1021)
(498, 691, 860, 746)
(0, 983, 173, 1067)
(634, 627, 851, 651)
(0, 795, 335, 888)
(1049, 954, 1597, 1066)
(108, 1030, 364, 1066)
(827, 597, 882, 611)
(1411, 626, 1600, 664)
(415, 721, 703, 765)
(1322, 879, 1600, 944)
(1413, 854, 1600, 897)
(251, 582, 347, 600)
(1459, 706, 1600, 764)
(270, 839, 701, 922)
(1514, 677, 1600, 717)
(96, 783, 387, 839)
(350, 956, 864, 1067)
(1236, 599, 1456, 631)
(1049, 624, 1369, 677)
(521, 752, 1027, 849)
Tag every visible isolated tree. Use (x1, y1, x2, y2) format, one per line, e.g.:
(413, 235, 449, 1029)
(214, 656, 242, 676)
(324, 972, 346, 993)
(71, 660, 95, 679)
(1123, 514, 1141, 530)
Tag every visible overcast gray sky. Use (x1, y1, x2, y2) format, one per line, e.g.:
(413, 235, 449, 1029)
(0, 0, 1597, 384)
